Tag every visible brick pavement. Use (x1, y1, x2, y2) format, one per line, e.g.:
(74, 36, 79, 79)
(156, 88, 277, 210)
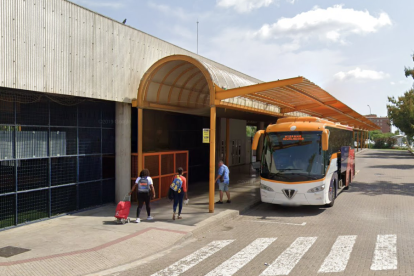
(120, 149, 414, 276)
(0, 165, 261, 276)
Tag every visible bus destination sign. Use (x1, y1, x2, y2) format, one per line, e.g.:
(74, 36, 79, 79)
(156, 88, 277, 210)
(283, 135, 304, 141)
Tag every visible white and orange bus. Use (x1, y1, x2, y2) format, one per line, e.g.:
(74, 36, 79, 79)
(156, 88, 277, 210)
(252, 117, 355, 207)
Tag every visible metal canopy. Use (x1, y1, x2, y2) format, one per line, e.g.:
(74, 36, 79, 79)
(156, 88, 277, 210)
(215, 76, 379, 131)
(135, 55, 378, 131)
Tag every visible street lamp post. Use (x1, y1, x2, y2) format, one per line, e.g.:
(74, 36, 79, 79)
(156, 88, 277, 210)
(367, 105, 371, 149)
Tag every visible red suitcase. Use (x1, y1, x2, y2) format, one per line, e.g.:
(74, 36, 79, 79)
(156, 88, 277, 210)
(115, 195, 131, 224)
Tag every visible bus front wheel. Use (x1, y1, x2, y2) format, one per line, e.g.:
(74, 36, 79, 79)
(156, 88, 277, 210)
(326, 181, 336, 207)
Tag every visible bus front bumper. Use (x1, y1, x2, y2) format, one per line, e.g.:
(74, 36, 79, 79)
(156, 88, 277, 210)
(261, 188, 327, 206)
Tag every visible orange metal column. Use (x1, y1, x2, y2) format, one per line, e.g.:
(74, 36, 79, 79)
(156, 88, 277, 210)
(138, 108, 143, 174)
(361, 131, 364, 149)
(357, 131, 360, 152)
(364, 131, 367, 149)
(363, 131, 367, 149)
(209, 106, 216, 213)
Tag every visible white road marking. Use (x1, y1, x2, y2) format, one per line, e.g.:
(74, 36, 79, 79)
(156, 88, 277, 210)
(318, 235, 357, 273)
(370, 234, 397, 270)
(261, 237, 317, 275)
(246, 220, 306, 226)
(206, 238, 276, 276)
(151, 240, 234, 276)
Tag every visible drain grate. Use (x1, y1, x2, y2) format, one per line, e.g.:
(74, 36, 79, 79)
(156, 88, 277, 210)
(0, 246, 31, 258)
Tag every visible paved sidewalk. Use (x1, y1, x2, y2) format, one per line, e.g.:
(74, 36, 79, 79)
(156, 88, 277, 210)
(0, 165, 260, 276)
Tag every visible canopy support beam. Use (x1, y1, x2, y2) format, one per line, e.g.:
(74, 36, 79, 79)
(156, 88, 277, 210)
(215, 77, 303, 100)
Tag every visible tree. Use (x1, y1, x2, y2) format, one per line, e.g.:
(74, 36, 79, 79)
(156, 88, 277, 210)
(394, 130, 400, 135)
(404, 54, 414, 79)
(368, 130, 396, 148)
(387, 54, 414, 143)
(246, 126, 257, 137)
(387, 90, 414, 142)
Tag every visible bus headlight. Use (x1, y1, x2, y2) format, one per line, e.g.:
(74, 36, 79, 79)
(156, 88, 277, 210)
(260, 184, 274, 192)
(307, 185, 325, 193)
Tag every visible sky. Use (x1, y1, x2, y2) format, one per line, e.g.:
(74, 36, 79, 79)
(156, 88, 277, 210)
(71, 0, 414, 119)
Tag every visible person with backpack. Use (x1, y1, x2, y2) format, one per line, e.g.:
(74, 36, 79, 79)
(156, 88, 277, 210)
(215, 160, 230, 204)
(170, 167, 188, 220)
(129, 168, 155, 223)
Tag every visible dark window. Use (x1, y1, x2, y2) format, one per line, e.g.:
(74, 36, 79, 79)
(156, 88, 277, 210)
(261, 131, 325, 182)
(17, 190, 49, 224)
(50, 127, 77, 156)
(51, 185, 77, 216)
(16, 100, 49, 126)
(79, 156, 101, 182)
(0, 195, 16, 228)
(79, 181, 101, 209)
(78, 102, 101, 127)
(17, 159, 49, 191)
(0, 160, 16, 194)
(79, 128, 101, 154)
(51, 157, 77, 186)
(0, 89, 116, 230)
(0, 100, 15, 124)
(50, 103, 77, 126)
(326, 127, 354, 156)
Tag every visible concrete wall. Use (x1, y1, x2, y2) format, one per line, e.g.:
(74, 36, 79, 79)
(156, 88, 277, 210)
(115, 102, 131, 202)
(246, 138, 252, 164)
(0, 0, 263, 103)
(218, 118, 227, 163)
(228, 119, 247, 167)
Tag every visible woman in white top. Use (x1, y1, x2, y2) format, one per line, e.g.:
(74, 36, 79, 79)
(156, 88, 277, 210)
(129, 168, 155, 223)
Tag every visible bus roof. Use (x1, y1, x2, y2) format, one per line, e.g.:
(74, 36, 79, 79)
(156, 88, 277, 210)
(266, 117, 354, 133)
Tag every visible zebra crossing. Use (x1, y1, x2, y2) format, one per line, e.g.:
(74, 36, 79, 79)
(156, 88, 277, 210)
(151, 234, 398, 276)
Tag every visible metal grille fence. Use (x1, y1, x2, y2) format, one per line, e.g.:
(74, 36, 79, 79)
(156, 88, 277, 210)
(0, 88, 115, 230)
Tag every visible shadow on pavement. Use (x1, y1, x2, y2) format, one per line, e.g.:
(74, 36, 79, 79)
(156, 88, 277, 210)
(358, 151, 413, 160)
(347, 181, 414, 197)
(359, 155, 414, 160)
(368, 164, 414, 170)
(69, 164, 261, 228)
(243, 202, 326, 218)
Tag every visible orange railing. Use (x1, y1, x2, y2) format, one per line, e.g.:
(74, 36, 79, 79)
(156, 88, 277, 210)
(131, 151, 189, 201)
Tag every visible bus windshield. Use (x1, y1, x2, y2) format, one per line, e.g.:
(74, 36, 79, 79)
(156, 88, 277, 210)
(261, 131, 326, 182)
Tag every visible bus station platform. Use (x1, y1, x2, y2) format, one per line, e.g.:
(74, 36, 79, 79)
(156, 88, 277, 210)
(0, 165, 260, 276)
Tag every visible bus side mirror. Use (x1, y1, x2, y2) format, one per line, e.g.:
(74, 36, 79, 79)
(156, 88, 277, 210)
(252, 130, 265, 150)
(322, 129, 329, 151)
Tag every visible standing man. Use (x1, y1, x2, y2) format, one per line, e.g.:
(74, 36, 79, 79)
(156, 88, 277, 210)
(215, 160, 230, 204)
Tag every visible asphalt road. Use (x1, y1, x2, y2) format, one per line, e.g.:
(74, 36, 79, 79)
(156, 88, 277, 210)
(117, 149, 414, 276)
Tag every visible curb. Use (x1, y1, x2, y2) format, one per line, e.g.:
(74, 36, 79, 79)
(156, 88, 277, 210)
(191, 197, 261, 237)
(355, 149, 368, 155)
(88, 198, 262, 276)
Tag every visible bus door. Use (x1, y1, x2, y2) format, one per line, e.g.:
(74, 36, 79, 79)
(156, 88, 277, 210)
(341, 146, 355, 187)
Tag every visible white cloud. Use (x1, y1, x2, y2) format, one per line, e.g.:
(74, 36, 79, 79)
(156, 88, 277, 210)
(72, 0, 124, 9)
(390, 80, 410, 85)
(216, 0, 274, 13)
(334, 68, 390, 81)
(148, 2, 212, 22)
(254, 5, 392, 43)
(286, 0, 296, 4)
(199, 26, 345, 83)
(148, 2, 188, 21)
